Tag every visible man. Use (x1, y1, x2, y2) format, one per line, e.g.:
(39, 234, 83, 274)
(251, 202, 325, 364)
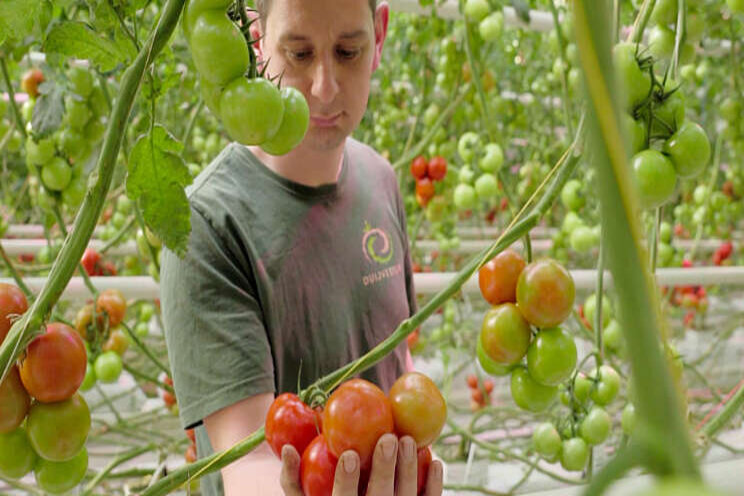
(160, 0, 443, 494)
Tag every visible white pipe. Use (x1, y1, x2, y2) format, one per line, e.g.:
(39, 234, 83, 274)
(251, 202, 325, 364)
(2, 267, 743, 301)
(4, 225, 104, 238)
(1, 239, 136, 257)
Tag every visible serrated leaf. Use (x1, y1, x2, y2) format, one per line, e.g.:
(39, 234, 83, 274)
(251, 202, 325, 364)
(0, 0, 41, 42)
(31, 82, 65, 137)
(114, 28, 137, 60)
(512, 0, 531, 24)
(127, 126, 191, 257)
(92, 0, 118, 30)
(43, 21, 127, 72)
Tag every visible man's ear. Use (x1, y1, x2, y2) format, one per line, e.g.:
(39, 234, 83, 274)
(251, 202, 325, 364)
(248, 10, 265, 63)
(372, 1, 389, 72)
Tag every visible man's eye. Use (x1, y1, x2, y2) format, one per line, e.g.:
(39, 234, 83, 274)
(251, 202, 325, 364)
(337, 48, 360, 60)
(289, 50, 312, 61)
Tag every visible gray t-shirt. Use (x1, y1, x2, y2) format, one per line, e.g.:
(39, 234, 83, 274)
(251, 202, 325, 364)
(160, 138, 415, 495)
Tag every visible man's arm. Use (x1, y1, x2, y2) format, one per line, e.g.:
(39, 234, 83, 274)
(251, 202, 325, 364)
(203, 393, 284, 496)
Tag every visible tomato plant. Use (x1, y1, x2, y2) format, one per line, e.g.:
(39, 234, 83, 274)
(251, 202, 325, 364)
(388, 372, 446, 447)
(265, 393, 321, 458)
(322, 378, 394, 469)
(20, 322, 87, 403)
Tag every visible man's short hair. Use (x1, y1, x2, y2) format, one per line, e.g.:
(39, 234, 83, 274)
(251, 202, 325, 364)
(254, 0, 378, 25)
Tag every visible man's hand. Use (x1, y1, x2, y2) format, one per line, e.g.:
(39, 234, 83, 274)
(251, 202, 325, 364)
(280, 434, 443, 496)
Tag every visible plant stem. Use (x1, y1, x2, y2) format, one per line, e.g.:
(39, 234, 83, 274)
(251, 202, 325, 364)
(0, 57, 27, 140)
(594, 236, 605, 365)
(51, 202, 98, 296)
(120, 321, 172, 377)
(82, 443, 156, 495)
(629, 0, 657, 44)
(0, 242, 33, 299)
(700, 380, 744, 439)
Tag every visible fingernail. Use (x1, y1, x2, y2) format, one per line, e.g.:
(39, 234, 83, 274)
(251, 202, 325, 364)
(432, 461, 442, 478)
(382, 437, 396, 460)
(344, 454, 357, 474)
(403, 437, 415, 459)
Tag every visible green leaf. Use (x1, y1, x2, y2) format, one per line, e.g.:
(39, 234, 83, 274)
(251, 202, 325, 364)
(511, 0, 531, 24)
(0, 0, 41, 42)
(127, 126, 192, 257)
(91, 0, 118, 31)
(43, 21, 127, 72)
(31, 81, 65, 138)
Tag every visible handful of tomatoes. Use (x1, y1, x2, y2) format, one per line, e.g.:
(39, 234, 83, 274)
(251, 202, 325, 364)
(265, 373, 446, 496)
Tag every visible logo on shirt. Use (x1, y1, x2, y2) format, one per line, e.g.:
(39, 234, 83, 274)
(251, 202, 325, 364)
(362, 221, 394, 265)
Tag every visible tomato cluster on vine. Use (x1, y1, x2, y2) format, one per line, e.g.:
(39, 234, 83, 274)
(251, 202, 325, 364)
(410, 155, 448, 207)
(265, 373, 445, 495)
(465, 373, 493, 411)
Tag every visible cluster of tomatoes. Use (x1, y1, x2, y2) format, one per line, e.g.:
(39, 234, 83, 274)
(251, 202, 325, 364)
(0, 283, 91, 494)
(453, 133, 503, 212)
(74, 289, 129, 390)
(25, 66, 108, 212)
(182, 0, 309, 155)
(410, 155, 448, 207)
(465, 374, 493, 411)
(265, 373, 446, 496)
(613, 41, 711, 211)
(712, 241, 734, 266)
(81, 248, 117, 276)
(476, 250, 577, 412)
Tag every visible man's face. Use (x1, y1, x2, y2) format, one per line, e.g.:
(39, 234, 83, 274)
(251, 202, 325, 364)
(255, 0, 387, 151)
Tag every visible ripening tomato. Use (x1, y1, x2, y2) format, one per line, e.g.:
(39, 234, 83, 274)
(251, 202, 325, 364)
(388, 372, 446, 447)
(0, 366, 31, 433)
(102, 329, 129, 356)
(427, 156, 447, 181)
(0, 427, 37, 480)
(21, 68, 44, 99)
(27, 393, 90, 462)
(478, 249, 526, 305)
(322, 379, 394, 470)
(265, 393, 321, 459)
(96, 289, 127, 327)
(20, 323, 87, 403)
(416, 447, 432, 494)
(300, 435, 337, 496)
(416, 177, 435, 202)
(516, 259, 575, 328)
(480, 303, 531, 365)
(411, 156, 428, 180)
(81, 248, 101, 276)
(0, 283, 28, 344)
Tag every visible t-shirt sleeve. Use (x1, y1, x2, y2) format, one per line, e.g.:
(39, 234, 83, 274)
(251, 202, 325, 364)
(159, 204, 275, 430)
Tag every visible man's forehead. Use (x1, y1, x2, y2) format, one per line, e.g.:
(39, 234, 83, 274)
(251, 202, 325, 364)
(265, 0, 374, 37)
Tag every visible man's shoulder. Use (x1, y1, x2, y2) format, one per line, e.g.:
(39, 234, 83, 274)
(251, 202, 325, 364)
(346, 137, 397, 184)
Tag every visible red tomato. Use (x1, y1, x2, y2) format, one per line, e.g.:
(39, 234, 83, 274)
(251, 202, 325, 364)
(389, 373, 446, 447)
(322, 379, 394, 470)
(21, 69, 44, 99)
(416, 447, 432, 494)
(301, 435, 337, 496)
(162, 390, 177, 408)
(186, 428, 196, 443)
(416, 178, 435, 202)
(0, 366, 31, 433)
(101, 261, 118, 276)
(427, 156, 447, 181)
(471, 389, 484, 403)
(410, 156, 428, 180)
(80, 249, 101, 277)
(20, 323, 87, 403)
(407, 328, 420, 350)
(478, 249, 526, 305)
(265, 393, 320, 459)
(483, 379, 494, 393)
(0, 283, 28, 345)
(516, 259, 575, 328)
(466, 374, 478, 389)
(185, 444, 197, 463)
(96, 289, 127, 327)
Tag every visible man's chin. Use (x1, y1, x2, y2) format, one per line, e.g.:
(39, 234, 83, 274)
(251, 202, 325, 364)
(303, 126, 349, 151)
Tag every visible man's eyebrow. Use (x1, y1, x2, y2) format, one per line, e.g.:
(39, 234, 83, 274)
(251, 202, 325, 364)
(339, 30, 368, 40)
(279, 33, 310, 42)
(278, 30, 368, 43)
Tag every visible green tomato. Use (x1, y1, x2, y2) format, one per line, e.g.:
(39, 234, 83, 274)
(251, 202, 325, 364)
(453, 183, 477, 211)
(458, 132, 481, 162)
(653, 84, 686, 136)
(480, 303, 532, 366)
(135, 321, 150, 338)
(67, 66, 93, 97)
(621, 403, 637, 436)
(464, 0, 490, 21)
(84, 118, 106, 143)
(26, 137, 56, 166)
(632, 150, 677, 209)
(189, 10, 250, 87)
(719, 98, 740, 123)
(570, 225, 597, 253)
(659, 221, 672, 243)
(510, 367, 558, 413)
(0, 428, 37, 479)
(89, 86, 108, 117)
(573, 372, 592, 404)
(475, 173, 499, 200)
(583, 293, 613, 330)
(42, 157, 73, 192)
(590, 365, 621, 406)
(526, 326, 577, 386)
(648, 25, 675, 60)
(57, 128, 86, 159)
(664, 121, 710, 178)
(79, 362, 96, 392)
(650, 0, 677, 25)
(35, 447, 88, 495)
(476, 334, 513, 376)
(603, 319, 626, 353)
(613, 42, 651, 109)
(562, 211, 585, 234)
(560, 438, 589, 471)
(692, 184, 708, 205)
(65, 97, 91, 129)
(260, 87, 310, 155)
(27, 394, 90, 462)
(580, 407, 611, 445)
(21, 99, 35, 123)
(624, 114, 647, 154)
(422, 103, 440, 127)
(479, 143, 504, 172)
(94, 351, 123, 384)
(561, 179, 585, 212)
(220, 77, 284, 145)
(479, 12, 503, 42)
(458, 165, 475, 184)
(532, 422, 561, 458)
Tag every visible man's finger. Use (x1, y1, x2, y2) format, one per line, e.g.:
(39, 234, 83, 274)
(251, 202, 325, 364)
(365, 433, 398, 496)
(280, 445, 303, 495)
(394, 436, 418, 496)
(423, 460, 443, 496)
(332, 451, 360, 496)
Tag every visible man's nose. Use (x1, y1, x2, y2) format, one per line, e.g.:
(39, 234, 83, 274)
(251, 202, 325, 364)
(310, 53, 340, 105)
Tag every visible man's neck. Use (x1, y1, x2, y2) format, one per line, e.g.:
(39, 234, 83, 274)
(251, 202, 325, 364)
(249, 140, 345, 187)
